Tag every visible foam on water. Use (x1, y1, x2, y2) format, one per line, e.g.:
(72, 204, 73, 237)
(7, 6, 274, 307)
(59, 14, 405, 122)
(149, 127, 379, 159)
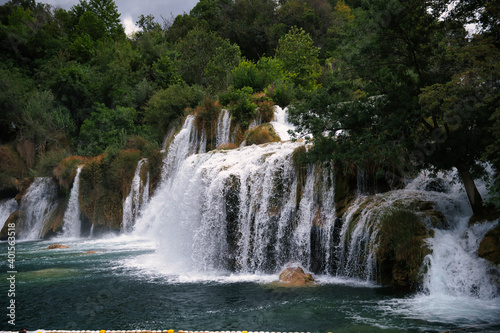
(270, 106, 296, 141)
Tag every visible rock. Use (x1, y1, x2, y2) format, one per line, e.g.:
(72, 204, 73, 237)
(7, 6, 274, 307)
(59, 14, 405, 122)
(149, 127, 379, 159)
(0, 210, 19, 241)
(478, 223, 500, 265)
(244, 123, 280, 146)
(278, 266, 314, 286)
(46, 244, 69, 249)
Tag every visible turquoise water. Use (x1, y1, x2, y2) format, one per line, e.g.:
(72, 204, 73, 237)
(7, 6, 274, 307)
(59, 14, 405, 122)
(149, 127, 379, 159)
(1, 237, 499, 332)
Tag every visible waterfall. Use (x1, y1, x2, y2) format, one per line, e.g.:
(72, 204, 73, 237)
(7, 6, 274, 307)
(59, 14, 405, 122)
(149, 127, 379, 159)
(122, 158, 149, 233)
(17, 177, 58, 240)
(134, 115, 204, 234)
(216, 109, 232, 147)
(61, 166, 83, 238)
(136, 135, 337, 274)
(161, 115, 203, 182)
(0, 198, 18, 226)
(270, 106, 296, 141)
(423, 218, 499, 299)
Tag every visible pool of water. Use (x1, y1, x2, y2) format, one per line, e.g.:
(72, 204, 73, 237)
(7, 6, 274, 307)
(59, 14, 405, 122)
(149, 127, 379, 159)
(1, 236, 499, 332)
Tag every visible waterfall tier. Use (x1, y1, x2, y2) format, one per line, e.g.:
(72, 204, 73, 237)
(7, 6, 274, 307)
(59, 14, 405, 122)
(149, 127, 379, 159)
(17, 177, 59, 240)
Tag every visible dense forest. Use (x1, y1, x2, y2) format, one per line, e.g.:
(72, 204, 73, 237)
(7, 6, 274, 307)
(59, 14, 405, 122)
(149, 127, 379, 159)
(0, 0, 498, 217)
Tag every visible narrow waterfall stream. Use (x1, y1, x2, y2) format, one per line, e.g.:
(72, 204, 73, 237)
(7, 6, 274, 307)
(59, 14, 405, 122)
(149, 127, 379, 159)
(122, 158, 149, 233)
(61, 165, 83, 238)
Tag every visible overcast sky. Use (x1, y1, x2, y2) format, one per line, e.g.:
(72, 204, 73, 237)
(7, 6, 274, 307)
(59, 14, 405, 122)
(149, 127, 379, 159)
(0, 0, 200, 35)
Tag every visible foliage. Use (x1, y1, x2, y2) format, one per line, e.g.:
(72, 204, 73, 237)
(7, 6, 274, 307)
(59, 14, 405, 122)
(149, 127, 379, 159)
(232, 57, 286, 92)
(77, 103, 138, 156)
(152, 54, 183, 89)
(220, 87, 258, 128)
(275, 26, 321, 90)
(245, 123, 280, 146)
(143, 83, 204, 142)
(53, 155, 86, 190)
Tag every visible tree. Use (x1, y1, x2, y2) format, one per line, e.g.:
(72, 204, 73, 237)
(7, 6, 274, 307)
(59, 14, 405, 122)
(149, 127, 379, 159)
(289, 0, 496, 215)
(77, 103, 137, 156)
(70, 0, 124, 40)
(275, 26, 321, 90)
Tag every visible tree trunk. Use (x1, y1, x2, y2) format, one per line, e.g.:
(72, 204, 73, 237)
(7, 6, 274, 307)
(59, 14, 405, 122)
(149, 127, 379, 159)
(456, 162, 484, 216)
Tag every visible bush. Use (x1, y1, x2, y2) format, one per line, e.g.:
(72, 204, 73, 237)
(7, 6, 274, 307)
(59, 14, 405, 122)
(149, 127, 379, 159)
(53, 155, 86, 191)
(220, 87, 257, 128)
(244, 123, 280, 146)
(77, 104, 138, 156)
(143, 83, 204, 142)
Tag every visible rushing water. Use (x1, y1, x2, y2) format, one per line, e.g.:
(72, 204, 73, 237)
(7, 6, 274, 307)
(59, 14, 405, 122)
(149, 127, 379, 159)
(2, 236, 499, 332)
(61, 166, 83, 238)
(16, 178, 58, 240)
(122, 159, 149, 233)
(2, 108, 500, 331)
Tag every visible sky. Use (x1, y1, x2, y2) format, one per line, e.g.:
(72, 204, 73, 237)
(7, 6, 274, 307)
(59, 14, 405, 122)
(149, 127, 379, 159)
(0, 0, 200, 35)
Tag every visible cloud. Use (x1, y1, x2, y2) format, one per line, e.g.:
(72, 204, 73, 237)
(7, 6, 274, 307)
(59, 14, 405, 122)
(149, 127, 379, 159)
(28, 0, 199, 30)
(122, 15, 140, 36)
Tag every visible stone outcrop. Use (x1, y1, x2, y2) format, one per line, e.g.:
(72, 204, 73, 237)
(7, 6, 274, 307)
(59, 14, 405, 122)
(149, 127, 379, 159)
(278, 266, 315, 286)
(478, 223, 500, 265)
(46, 244, 69, 249)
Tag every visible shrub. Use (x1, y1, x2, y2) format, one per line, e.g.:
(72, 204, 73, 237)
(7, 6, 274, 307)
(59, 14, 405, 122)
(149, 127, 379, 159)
(244, 123, 280, 146)
(144, 83, 204, 142)
(53, 155, 86, 191)
(220, 87, 257, 128)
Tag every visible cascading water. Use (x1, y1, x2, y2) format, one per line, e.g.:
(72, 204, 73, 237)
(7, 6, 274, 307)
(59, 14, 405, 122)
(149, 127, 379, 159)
(122, 158, 149, 233)
(216, 109, 232, 147)
(138, 140, 336, 274)
(131, 107, 500, 325)
(0, 198, 18, 226)
(270, 106, 295, 141)
(61, 166, 83, 238)
(17, 177, 58, 240)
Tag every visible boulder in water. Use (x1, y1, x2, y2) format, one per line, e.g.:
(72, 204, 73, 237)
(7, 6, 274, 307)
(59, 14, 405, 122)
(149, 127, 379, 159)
(278, 266, 315, 286)
(46, 244, 69, 249)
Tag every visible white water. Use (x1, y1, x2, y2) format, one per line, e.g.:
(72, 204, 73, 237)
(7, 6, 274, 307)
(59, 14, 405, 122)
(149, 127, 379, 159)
(216, 109, 232, 147)
(61, 166, 83, 238)
(122, 159, 149, 233)
(0, 198, 18, 226)
(18, 177, 59, 240)
(270, 106, 295, 141)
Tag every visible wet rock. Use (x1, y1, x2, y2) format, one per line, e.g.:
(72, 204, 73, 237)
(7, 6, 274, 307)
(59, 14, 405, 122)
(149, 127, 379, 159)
(278, 266, 315, 286)
(478, 223, 500, 265)
(46, 244, 69, 249)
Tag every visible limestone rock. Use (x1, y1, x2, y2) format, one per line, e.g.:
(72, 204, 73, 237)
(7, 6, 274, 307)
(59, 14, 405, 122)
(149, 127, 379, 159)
(278, 266, 314, 286)
(46, 244, 69, 249)
(478, 223, 500, 265)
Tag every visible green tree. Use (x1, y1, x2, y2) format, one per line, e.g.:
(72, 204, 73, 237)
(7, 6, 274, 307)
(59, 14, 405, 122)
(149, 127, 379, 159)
(289, 0, 496, 215)
(275, 26, 321, 90)
(77, 103, 138, 156)
(143, 84, 204, 142)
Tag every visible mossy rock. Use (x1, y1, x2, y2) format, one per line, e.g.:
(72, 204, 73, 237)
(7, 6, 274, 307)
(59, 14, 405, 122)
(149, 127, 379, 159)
(41, 196, 67, 239)
(0, 144, 29, 198)
(0, 210, 19, 240)
(244, 123, 280, 146)
(376, 208, 430, 290)
(478, 223, 500, 265)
